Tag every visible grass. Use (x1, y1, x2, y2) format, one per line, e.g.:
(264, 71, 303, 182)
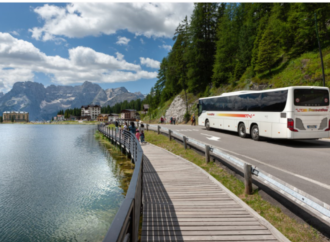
(144, 130, 327, 242)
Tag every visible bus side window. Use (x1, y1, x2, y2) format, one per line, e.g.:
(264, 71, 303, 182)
(236, 95, 247, 111)
(247, 94, 261, 111)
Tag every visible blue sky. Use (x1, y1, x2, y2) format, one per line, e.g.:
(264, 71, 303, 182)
(0, 3, 194, 94)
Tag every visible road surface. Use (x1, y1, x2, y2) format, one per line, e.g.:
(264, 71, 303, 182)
(154, 124, 330, 204)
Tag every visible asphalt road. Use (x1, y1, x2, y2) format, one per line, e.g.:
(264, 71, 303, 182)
(155, 124, 330, 204)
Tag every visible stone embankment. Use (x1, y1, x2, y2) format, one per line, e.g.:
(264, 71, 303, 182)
(164, 95, 193, 123)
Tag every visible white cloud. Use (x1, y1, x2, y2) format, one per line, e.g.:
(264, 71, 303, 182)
(140, 38, 145, 44)
(0, 32, 157, 92)
(10, 31, 19, 36)
(160, 44, 172, 51)
(140, 57, 160, 69)
(29, 3, 194, 41)
(116, 36, 130, 45)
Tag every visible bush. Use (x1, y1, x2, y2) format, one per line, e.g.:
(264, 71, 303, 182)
(184, 112, 190, 123)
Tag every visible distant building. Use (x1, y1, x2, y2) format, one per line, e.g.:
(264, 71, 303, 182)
(3, 111, 29, 123)
(142, 104, 149, 114)
(57, 115, 64, 121)
(108, 113, 119, 122)
(79, 116, 92, 121)
(81, 105, 101, 120)
(97, 114, 109, 122)
(120, 109, 138, 120)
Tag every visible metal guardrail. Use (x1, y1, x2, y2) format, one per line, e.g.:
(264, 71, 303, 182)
(98, 124, 143, 242)
(144, 123, 330, 225)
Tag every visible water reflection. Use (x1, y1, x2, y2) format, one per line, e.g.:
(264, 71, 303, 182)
(0, 125, 133, 242)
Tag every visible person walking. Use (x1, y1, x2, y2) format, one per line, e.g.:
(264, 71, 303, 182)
(173, 117, 176, 125)
(192, 114, 196, 126)
(135, 129, 140, 141)
(140, 130, 145, 143)
(129, 121, 136, 134)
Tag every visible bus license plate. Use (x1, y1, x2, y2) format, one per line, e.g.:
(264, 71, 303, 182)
(307, 125, 317, 129)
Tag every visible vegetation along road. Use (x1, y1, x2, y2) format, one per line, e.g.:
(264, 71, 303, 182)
(155, 124, 330, 205)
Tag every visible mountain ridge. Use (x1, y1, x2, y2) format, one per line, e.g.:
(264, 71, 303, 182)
(0, 81, 145, 120)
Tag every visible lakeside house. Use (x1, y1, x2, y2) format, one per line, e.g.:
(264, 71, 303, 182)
(120, 109, 138, 121)
(97, 114, 109, 122)
(3, 111, 29, 123)
(56, 115, 64, 121)
(81, 105, 101, 120)
(108, 113, 119, 122)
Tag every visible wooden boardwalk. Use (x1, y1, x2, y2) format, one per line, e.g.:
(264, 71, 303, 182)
(141, 143, 289, 242)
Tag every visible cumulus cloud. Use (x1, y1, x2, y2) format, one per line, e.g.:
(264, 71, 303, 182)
(29, 3, 194, 41)
(140, 57, 160, 69)
(0, 32, 157, 92)
(160, 44, 172, 51)
(116, 36, 130, 45)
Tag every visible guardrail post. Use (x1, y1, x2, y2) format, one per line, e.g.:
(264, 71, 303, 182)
(169, 130, 172, 141)
(146, 124, 149, 131)
(205, 145, 210, 163)
(244, 163, 252, 195)
(183, 136, 187, 149)
(157, 125, 160, 134)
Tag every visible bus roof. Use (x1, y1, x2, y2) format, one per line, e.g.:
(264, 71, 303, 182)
(199, 86, 329, 100)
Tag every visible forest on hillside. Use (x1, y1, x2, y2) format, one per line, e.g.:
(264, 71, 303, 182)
(142, 3, 330, 116)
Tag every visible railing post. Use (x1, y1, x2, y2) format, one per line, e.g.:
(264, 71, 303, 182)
(157, 125, 160, 135)
(205, 145, 210, 163)
(244, 163, 252, 195)
(146, 124, 149, 131)
(169, 129, 172, 141)
(183, 136, 187, 149)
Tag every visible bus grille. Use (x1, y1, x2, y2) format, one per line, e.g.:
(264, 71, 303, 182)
(318, 118, 328, 130)
(295, 118, 306, 130)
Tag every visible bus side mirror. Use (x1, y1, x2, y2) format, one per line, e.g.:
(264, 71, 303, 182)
(197, 104, 199, 109)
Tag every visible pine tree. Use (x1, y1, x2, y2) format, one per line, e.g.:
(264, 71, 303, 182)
(255, 26, 279, 74)
(187, 3, 218, 93)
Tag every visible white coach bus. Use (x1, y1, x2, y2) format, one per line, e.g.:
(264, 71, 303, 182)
(197, 86, 330, 141)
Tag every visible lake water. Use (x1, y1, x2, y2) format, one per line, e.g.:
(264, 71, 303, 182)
(0, 124, 132, 242)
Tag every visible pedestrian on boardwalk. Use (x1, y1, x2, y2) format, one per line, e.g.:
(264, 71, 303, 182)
(140, 122, 145, 133)
(136, 129, 140, 141)
(170, 117, 173, 125)
(129, 121, 136, 134)
(173, 117, 176, 125)
(124, 122, 127, 130)
(140, 130, 145, 143)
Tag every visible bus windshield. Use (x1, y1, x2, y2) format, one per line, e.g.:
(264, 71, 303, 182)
(294, 89, 329, 106)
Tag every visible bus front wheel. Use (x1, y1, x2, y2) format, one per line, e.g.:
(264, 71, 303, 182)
(238, 123, 247, 138)
(251, 125, 260, 141)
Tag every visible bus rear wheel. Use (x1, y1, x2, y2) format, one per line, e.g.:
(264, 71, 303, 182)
(238, 123, 247, 138)
(205, 120, 210, 130)
(251, 125, 260, 141)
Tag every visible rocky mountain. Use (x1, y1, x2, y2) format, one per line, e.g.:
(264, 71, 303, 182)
(0, 81, 145, 120)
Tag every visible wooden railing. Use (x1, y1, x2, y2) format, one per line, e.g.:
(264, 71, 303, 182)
(98, 124, 143, 242)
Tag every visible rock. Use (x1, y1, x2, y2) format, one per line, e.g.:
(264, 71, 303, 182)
(165, 95, 193, 123)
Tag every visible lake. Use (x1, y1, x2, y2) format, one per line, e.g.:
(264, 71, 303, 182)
(0, 124, 132, 242)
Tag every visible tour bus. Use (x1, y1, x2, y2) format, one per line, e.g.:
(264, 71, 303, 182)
(197, 86, 330, 141)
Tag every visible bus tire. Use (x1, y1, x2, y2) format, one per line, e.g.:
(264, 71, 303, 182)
(251, 124, 260, 141)
(205, 120, 210, 130)
(238, 123, 247, 138)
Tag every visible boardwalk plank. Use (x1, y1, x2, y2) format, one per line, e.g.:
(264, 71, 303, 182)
(142, 144, 288, 242)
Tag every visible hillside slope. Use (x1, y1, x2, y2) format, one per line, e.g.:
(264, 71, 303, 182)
(146, 47, 330, 124)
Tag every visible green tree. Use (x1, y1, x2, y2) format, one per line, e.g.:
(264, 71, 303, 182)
(255, 25, 279, 74)
(187, 3, 218, 93)
(0, 116, 3, 123)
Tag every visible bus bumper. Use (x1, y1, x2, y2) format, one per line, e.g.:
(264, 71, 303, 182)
(288, 131, 330, 139)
